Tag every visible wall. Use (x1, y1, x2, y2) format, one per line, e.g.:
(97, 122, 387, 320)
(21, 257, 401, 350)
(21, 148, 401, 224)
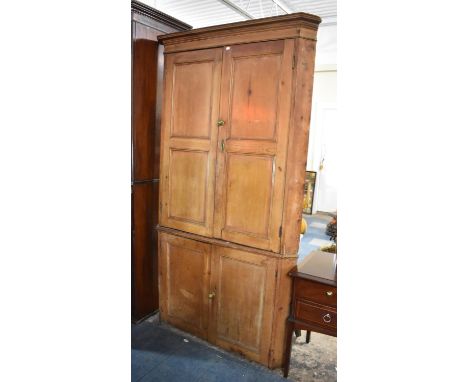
(307, 23, 337, 213)
(307, 68, 337, 171)
(315, 24, 337, 68)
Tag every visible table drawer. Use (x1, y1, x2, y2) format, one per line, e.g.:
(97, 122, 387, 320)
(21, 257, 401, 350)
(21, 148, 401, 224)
(295, 300, 337, 329)
(294, 278, 336, 306)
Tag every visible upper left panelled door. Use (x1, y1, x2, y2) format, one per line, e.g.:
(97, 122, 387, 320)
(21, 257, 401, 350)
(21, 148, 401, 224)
(160, 48, 222, 237)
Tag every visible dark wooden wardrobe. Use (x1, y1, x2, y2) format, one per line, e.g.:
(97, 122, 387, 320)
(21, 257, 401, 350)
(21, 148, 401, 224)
(131, 0, 191, 321)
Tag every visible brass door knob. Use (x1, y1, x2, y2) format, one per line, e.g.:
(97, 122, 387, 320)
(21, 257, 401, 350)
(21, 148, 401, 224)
(208, 292, 216, 299)
(326, 291, 334, 296)
(217, 120, 225, 126)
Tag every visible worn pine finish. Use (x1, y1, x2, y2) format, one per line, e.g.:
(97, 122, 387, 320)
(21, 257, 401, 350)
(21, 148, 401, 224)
(159, 48, 222, 237)
(131, 0, 191, 321)
(209, 246, 276, 364)
(159, 13, 320, 256)
(280, 37, 319, 256)
(268, 256, 297, 367)
(158, 233, 211, 339)
(158, 230, 293, 367)
(160, 14, 320, 54)
(213, 40, 294, 252)
(157, 13, 321, 368)
(157, 225, 293, 259)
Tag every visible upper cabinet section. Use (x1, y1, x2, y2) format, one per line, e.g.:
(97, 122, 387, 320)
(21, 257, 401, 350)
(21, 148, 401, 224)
(159, 14, 321, 256)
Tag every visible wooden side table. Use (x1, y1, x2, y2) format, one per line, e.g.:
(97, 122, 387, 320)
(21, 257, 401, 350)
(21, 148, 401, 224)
(283, 250, 337, 378)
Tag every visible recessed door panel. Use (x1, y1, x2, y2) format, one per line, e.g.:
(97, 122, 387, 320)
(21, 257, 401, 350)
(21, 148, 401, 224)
(172, 61, 214, 139)
(168, 149, 208, 224)
(160, 48, 222, 237)
(224, 154, 273, 238)
(216, 256, 265, 350)
(230, 54, 282, 140)
(214, 40, 294, 251)
(209, 246, 276, 364)
(159, 233, 211, 339)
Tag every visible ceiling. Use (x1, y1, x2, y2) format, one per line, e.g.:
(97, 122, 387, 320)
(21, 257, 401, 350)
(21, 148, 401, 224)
(139, 0, 337, 29)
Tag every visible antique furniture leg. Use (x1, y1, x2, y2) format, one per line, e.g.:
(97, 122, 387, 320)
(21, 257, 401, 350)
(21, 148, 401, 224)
(294, 330, 301, 338)
(306, 330, 311, 344)
(283, 320, 294, 378)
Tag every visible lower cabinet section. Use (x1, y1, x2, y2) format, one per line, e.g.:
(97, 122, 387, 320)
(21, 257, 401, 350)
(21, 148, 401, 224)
(158, 231, 295, 368)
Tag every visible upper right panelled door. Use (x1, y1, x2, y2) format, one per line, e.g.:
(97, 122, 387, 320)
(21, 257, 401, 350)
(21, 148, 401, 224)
(214, 39, 294, 252)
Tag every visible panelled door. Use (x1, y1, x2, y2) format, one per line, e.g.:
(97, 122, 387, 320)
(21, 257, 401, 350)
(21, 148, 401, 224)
(213, 40, 295, 252)
(159, 233, 212, 339)
(160, 48, 223, 237)
(208, 245, 277, 364)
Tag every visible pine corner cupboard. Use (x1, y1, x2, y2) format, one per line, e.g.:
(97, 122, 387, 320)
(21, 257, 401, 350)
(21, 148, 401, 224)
(156, 13, 321, 369)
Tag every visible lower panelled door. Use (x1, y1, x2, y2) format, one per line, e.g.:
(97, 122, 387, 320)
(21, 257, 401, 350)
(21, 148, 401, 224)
(208, 245, 277, 364)
(158, 232, 211, 340)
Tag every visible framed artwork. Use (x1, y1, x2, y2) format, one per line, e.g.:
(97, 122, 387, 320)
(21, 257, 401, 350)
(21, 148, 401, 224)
(302, 171, 316, 215)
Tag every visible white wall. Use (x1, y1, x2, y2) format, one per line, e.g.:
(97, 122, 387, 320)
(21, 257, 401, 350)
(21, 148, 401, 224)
(315, 24, 337, 68)
(307, 23, 337, 213)
(308, 23, 337, 170)
(307, 69, 337, 171)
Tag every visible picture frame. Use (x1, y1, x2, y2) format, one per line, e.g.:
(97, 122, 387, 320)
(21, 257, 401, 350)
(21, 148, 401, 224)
(302, 171, 317, 215)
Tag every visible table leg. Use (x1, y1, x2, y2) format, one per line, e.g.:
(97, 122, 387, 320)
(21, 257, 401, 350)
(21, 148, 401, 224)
(283, 320, 294, 378)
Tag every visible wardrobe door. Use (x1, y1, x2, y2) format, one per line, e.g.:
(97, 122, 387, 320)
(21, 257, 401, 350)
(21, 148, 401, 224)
(159, 48, 222, 237)
(159, 233, 211, 339)
(213, 40, 295, 252)
(208, 245, 277, 364)
(132, 183, 157, 319)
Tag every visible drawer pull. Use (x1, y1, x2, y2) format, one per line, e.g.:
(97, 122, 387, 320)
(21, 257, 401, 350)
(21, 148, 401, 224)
(326, 291, 334, 296)
(323, 313, 332, 323)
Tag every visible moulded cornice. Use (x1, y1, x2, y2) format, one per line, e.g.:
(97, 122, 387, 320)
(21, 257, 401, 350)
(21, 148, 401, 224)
(158, 12, 321, 46)
(131, 0, 192, 31)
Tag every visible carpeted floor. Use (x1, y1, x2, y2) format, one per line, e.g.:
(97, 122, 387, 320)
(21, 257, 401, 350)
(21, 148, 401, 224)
(132, 317, 287, 382)
(132, 315, 337, 382)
